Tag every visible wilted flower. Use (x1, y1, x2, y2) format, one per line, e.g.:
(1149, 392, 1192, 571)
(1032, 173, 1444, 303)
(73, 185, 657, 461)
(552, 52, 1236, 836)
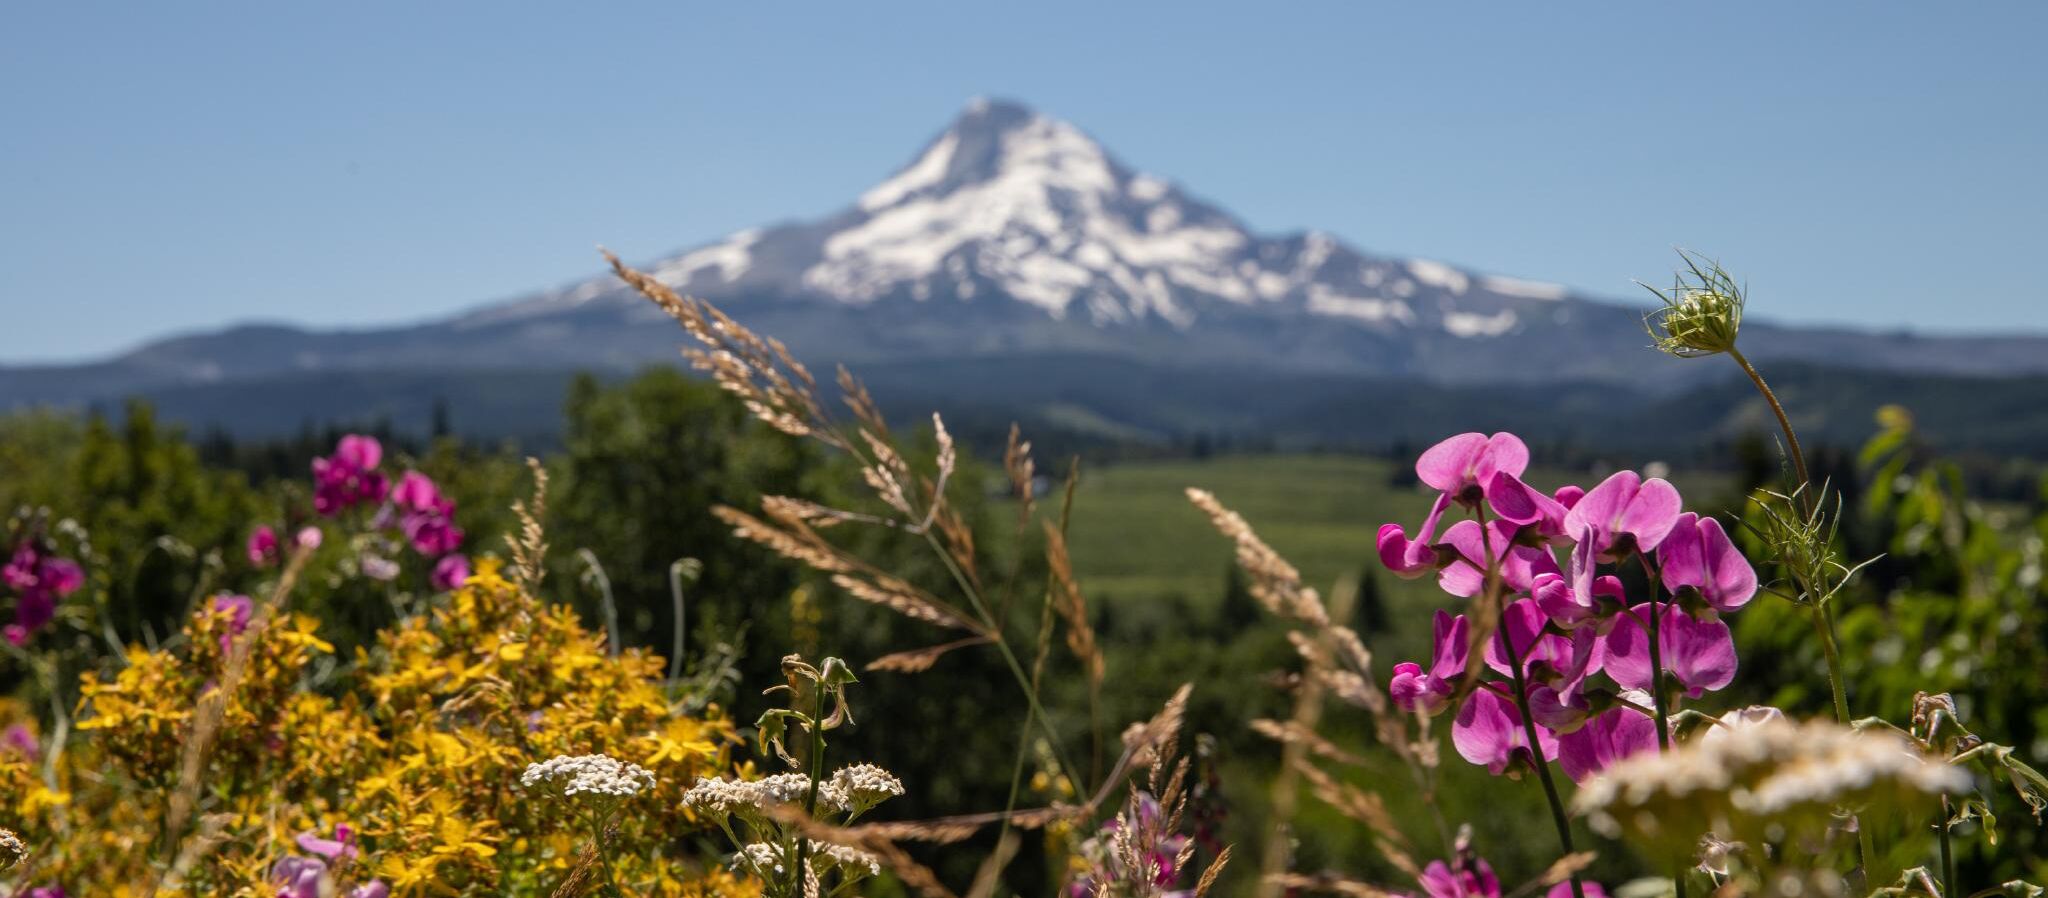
(0, 827, 25, 869)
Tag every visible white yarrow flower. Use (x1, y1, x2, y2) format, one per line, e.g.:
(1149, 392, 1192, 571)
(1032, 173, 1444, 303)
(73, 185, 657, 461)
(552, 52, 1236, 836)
(0, 828, 25, 870)
(520, 753, 656, 800)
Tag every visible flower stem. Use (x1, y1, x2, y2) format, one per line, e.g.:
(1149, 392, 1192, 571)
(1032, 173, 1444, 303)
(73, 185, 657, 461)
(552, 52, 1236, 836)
(793, 687, 830, 897)
(1640, 584, 1687, 898)
(1938, 797, 1956, 898)
(1728, 348, 1809, 495)
(1497, 627, 1586, 898)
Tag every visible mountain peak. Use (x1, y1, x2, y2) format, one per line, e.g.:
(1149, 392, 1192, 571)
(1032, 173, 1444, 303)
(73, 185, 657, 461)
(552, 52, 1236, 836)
(857, 97, 1118, 213)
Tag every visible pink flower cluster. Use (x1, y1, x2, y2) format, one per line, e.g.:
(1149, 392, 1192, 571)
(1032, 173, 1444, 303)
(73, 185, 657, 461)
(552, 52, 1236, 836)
(248, 435, 469, 591)
(1067, 792, 1193, 898)
(1378, 433, 1756, 782)
(3, 535, 84, 646)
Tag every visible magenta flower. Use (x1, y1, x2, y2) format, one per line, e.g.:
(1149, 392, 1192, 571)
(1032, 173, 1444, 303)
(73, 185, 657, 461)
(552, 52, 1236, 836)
(1482, 599, 1597, 683)
(1435, 519, 1562, 598)
(1530, 571, 1625, 630)
(1416, 857, 1501, 898)
(1556, 707, 1658, 783)
(23, 888, 67, 898)
(391, 471, 443, 513)
(1451, 686, 1557, 775)
(272, 856, 327, 898)
(1657, 512, 1757, 614)
(1564, 470, 1681, 604)
(4, 541, 84, 645)
(403, 513, 464, 557)
(430, 554, 471, 592)
(1602, 603, 1736, 697)
(247, 525, 279, 567)
(1564, 470, 1682, 560)
(3, 723, 38, 761)
(297, 822, 359, 861)
(210, 594, 254, 654)
(1417, 432, 1529, 507)
(1390, 610, 1469, 715)
(335, 434, 382, 471)
(295, 525, 324, 550)
(312, 435, 390, 516)
(1379, 494, 1453, 579)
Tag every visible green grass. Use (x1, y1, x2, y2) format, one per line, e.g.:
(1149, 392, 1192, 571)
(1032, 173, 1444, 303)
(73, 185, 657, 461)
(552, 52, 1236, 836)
(1021, 452, 1735, 623)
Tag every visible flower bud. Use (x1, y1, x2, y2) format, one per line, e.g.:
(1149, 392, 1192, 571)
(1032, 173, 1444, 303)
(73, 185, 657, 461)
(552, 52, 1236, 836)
(1642, 251, 1745, 358)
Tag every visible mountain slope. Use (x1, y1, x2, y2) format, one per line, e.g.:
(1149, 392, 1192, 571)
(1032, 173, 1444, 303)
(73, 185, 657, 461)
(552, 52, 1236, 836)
(7, 97, 2048, 415)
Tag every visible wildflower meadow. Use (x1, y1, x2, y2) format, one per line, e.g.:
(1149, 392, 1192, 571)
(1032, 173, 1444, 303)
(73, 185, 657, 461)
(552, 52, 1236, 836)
(2, 252, 2044, 898)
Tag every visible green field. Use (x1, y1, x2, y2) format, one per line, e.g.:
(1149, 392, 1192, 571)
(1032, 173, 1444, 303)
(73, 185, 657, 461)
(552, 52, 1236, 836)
(1027, 453, 1734, 630)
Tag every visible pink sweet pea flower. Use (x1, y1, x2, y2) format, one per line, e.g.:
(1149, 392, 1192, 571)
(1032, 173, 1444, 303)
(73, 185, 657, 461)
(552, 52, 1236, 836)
(272, 856, 327, 898)
(1564, 470, 1681, 605)
(1564, 470, 1683, 561)
(1657, 512, 1757, 614)
(1436, 519, 1562, 598)
(1485, 472, 1571, 543)
(1417, 432, 1530, 507)
(1416, 857, 1501, 898)
(1530, 571, 1627, 631)
(334, 434, 382, 471)
(1379, 494, 1454, 579)
(1451, 686, 1557, 775)
(391, 471, 443, 513)
(403, 513, 464, 557)
(1483, 598, 1596, 682)
(1556, 707, 1658, 783)
(1601, 603, 1737, 697)
(1390, 610, 1469, 715)
(430, 554, 471, 592)
(247, 525, 279, 567)
(297, 822, 359, 861)
(295, 525, 324, 550)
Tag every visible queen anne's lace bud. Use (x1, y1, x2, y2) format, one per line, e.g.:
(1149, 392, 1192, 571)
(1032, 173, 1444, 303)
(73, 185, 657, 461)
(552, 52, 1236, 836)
(0, 828, 25, 870)
(1642, 252, 1745, 359)
(520, 753, 655, 800)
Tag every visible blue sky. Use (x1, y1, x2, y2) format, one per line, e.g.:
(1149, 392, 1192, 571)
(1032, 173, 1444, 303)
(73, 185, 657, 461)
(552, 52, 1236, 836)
(5, 2, 2044, 361)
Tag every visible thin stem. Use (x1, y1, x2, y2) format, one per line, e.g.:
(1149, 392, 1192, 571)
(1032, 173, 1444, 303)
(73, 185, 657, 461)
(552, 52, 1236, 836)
(1728, 348, 1810, 496)
(1938, 797, 1956, 898)
(793, 689, 830, 897)
(586, 805, 624, 898)
(1477, 516, 1584, 898)
(1639, 578, 1688, 898)
(1498, 628, 1587, 898)
(1809, 605, 1853, 726)
(921, 530, 1085, 790)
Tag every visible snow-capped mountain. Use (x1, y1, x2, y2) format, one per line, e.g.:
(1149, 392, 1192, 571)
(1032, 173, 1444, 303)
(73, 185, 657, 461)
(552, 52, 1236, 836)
(474, 98, 1574, 350)
(8, 98, 2048, 428)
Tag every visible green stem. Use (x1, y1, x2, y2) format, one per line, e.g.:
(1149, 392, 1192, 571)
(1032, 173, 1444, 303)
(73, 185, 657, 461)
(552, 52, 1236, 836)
(587, 806, 624, 898)
(1498, 628, 1587, 898)
(793, 688, 830, 897)
(921, 530, 1085, 790)
(1477, 515, 1584, 898)
(1728, 347, 1810, 496)
(1938, 797, 1955, 898)
(1639, 582, 1687, 898)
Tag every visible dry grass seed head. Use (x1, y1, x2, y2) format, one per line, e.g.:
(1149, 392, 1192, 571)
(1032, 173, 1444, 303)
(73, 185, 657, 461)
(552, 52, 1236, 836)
(1184, 489, 1327, 627)
(1043, 522, 1105, 686)
(866, 636, 997, 674)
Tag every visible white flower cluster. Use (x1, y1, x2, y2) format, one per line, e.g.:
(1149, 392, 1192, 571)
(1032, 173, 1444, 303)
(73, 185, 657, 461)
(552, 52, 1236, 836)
(0, 827, 24, 870)
(683, 773, 859, 817)
(1575, 715, 1968, 838)
(732, 840, 880, 879)
(831, 763, 906, 807)
(520, 753, 655, 800)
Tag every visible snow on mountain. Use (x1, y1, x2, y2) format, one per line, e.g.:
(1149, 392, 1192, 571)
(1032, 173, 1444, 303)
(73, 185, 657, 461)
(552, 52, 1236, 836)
(475, 97, 1573, 342)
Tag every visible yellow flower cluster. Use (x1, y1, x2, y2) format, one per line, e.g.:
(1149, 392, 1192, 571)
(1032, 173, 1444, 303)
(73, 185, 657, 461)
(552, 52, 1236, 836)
(3, 559, 758, 898)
